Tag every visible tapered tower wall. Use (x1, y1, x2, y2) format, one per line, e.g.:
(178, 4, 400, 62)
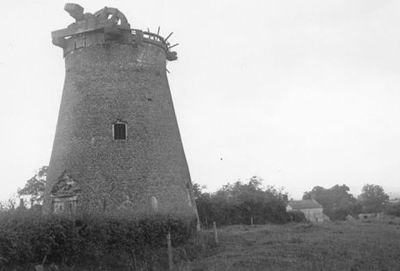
(43, 4, 198, 221)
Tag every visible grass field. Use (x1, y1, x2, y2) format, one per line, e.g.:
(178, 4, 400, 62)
(186, 219, 400, 271)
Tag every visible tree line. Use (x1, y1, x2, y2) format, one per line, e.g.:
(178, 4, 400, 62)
(194, 179, 400, 226)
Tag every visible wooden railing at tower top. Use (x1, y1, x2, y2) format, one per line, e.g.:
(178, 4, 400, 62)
(131, 30, 170, 48)
(131, 29, 178, 61)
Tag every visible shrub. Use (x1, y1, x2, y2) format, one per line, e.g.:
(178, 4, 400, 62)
(386, 202, 400, 217)
(194, 178, 289, 227)
(0, 210, 196, 270)
(287, 211, 306, 223)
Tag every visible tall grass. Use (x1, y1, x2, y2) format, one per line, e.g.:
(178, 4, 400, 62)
(188, 219, 400, 271)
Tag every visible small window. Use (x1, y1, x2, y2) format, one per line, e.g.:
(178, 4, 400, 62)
(113, 122, 127, 140)
(54, 202, 64, 214)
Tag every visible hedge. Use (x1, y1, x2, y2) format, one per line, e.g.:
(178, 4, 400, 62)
(0, 210, 196, 270)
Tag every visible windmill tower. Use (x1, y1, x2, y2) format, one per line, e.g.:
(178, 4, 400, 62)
(43, 4, 198, 222)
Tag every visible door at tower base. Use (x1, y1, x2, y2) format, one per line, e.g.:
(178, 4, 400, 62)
(51, 171, 80, 215)
(52, 195, 78, 215)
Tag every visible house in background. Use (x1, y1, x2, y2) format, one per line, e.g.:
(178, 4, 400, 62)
(286, 199, 328, 223)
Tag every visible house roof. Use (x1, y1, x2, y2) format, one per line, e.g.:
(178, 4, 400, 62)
(287, 199, 322, 210)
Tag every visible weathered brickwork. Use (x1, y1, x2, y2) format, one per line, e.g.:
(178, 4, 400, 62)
(43, 4, 198, 222)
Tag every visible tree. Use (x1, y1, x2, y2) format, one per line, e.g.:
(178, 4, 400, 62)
(18, 166, 48, 206)
(192, 183, 214, 227)
(194, 176, 289, 226)
(386, 201, 400, 217)
(0, 194, 18, 212)
(303, 184, 358, 220)
(358, 184, 389, 213)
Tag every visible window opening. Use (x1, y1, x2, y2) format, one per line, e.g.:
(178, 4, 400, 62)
(113, 122, 127, 140)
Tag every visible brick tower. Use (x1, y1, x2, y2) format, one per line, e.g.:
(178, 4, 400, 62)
(43, 4, 198, 222)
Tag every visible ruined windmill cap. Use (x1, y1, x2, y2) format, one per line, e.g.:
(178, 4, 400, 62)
(51, 3, 177, 61)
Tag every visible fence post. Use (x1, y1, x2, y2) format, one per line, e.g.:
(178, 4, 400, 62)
(167, 232, 173, 270)
(213, 221, 219, 245)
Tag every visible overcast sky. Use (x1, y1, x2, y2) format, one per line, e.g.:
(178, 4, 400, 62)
(1, 0, 400, 201)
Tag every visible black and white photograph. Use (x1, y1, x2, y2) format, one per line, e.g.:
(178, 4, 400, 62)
(1, 1, 400, 270)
